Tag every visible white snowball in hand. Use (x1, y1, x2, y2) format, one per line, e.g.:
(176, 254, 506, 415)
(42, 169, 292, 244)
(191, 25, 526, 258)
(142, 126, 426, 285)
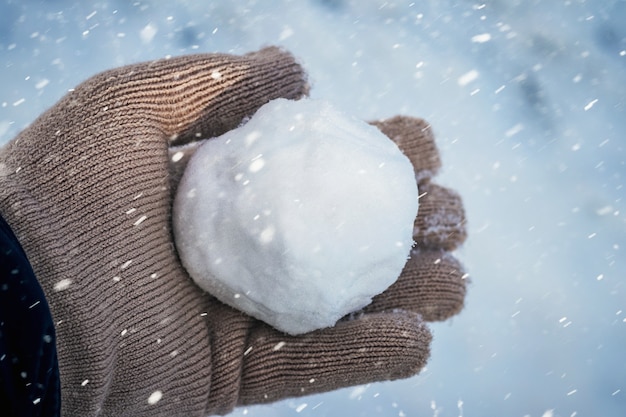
(173, 98, 418, 335)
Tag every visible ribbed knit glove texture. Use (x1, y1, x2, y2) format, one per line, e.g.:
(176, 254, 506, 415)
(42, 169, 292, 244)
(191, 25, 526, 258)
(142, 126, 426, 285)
(0, 47, 467, 417)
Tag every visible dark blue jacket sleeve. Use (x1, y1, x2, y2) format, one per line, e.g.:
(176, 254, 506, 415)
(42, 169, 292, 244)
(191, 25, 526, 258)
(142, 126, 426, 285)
(0, 214, 61, 417)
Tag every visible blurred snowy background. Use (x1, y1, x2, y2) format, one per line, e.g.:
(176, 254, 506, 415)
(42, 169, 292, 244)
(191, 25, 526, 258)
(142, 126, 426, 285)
(1, 0, 624, 416)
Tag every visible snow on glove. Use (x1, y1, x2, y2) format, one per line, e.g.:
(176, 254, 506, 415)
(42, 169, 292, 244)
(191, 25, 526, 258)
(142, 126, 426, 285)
(0, 46, 466, 417)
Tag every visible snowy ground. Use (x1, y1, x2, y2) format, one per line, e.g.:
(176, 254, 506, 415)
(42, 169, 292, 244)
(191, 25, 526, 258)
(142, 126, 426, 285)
(1, 1, 625, 416)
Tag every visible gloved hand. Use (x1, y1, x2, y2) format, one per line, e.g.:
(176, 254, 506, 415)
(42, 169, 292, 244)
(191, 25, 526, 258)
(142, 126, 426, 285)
(0, 46, 467, 417)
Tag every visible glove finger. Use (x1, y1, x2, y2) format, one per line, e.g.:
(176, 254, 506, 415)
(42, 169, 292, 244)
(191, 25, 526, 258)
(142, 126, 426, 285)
(37, 46, 307, 151)
(238, 311, 431, 406)
(363, 250, 467, 322)
(414, 181, 467, 251)
(370, 116, 441, 182)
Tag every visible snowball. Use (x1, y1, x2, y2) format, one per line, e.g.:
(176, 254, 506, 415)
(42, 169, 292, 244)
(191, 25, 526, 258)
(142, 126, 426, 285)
(173, 98, 418, 335)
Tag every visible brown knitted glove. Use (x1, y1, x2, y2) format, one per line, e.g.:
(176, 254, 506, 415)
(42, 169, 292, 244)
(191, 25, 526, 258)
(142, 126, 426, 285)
(0, 47, 467, 417)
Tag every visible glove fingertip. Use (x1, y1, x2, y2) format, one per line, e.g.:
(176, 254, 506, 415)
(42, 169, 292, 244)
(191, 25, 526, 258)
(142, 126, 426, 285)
(370, 116, 441, 180)
(365, 250, 467, 322)
(245, 45, 311, 97)
(414, 182, 468, 251)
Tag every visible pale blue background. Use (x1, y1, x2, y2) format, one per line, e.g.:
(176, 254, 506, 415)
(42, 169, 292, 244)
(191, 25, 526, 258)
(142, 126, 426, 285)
(1, 1, 625, 416)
